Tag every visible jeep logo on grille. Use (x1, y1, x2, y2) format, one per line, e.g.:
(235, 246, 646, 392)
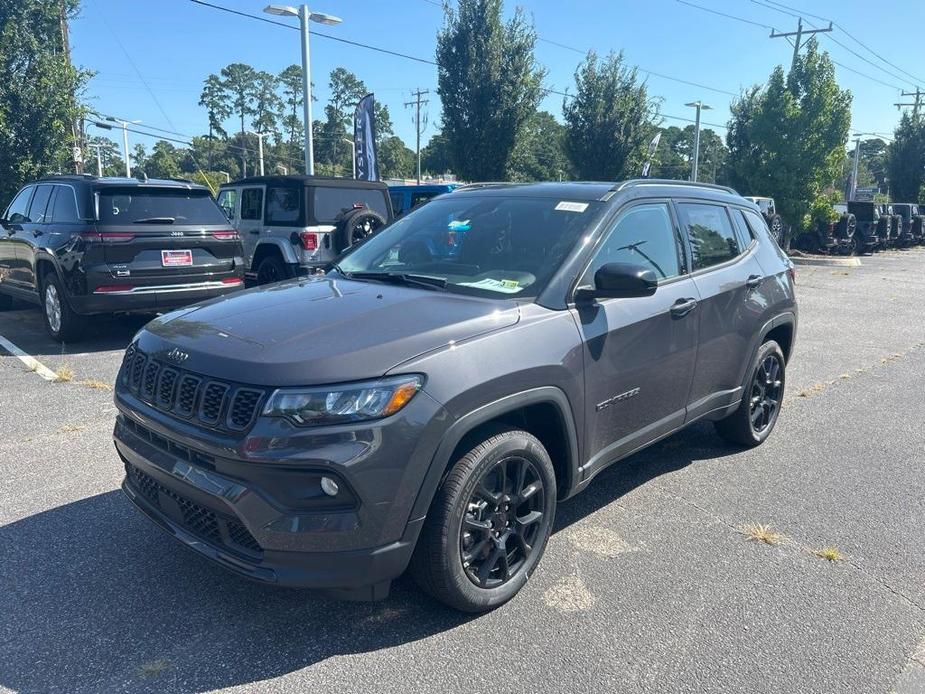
(165, 348, 189, 364)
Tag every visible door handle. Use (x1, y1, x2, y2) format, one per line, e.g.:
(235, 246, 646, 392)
(746, 274, 764, 289)
(249, 230, 260, 235)
(670, 297, 698, 317)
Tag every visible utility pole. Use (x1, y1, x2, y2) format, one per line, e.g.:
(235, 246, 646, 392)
(404, 88, 429, 184)
(59, 2, 82, 173)
(894, 87, 923, 117)
(770, 17, 833, 70)
(849, 136, 861, 202)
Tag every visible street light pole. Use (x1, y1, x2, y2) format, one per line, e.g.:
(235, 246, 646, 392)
(684, 101, 711, 183)
(248, 132, 267, 176)
(89, 144, 104, 176)
(265, 5, 342, 177)
(850, 137, 861, 202)
(104, 117, 141, 177)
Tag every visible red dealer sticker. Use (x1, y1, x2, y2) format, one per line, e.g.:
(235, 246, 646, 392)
(161, 250, 193, 267)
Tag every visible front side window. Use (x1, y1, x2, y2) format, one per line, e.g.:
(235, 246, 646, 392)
(677, 203, 741, 271)
(264, 186, 302, 226)
(581, 203, 683, 285)
(28, 185, 54, 224)
(217, 189, 237, 220)
(313, 186, 389, 223)
(5, 186, 34, 223)
(240, 188, 263, 221)
(337, 195, 603, 298)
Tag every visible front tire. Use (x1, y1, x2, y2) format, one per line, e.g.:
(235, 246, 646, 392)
(411, 427, 557, 612)
(41, 271, 84, 342)
(715, 340, 786, 447)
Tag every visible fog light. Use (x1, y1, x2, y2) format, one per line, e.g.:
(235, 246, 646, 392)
(320, 476, 339, 497)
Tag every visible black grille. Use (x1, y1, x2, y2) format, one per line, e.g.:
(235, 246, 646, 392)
(229, 389, 263, 430)
(125, 462, 262, 556)
(119, 345, 264, 432)
(121, 416, 215, 468)
(200, 382, 228, 424)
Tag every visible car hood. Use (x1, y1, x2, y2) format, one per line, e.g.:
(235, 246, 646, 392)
(138, 276, 520, 386)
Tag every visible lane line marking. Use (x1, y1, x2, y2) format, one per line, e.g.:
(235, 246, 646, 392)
(0, 334, 59, 381)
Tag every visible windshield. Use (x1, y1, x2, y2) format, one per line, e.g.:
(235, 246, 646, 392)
(336, 195, 603, 298)
(98, 188, 227, 225)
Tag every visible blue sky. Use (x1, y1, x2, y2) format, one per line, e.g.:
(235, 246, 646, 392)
(73, 0, 925, 153)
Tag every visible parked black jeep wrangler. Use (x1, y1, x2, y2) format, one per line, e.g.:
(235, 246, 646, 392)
(890, 203, 919, 247)
(847, 202, 881, 253)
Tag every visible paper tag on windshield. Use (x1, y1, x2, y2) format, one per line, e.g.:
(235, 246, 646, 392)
(555, 201, 588, 213)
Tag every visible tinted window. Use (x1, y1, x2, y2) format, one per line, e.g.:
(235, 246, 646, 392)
(5, 186, 34, 223)
(583, 203, 682, 284)
(217, 189, 237, 220)
(677, 203, 741, 270)
(264, 186, 303, 226)
(28, 185, 54, 224)
(338, 195, 602, 298)
(389, 192, 405, 215)
(51, 186, 80, 223)
(313, 186, 389, 223)
(97, 188, 227, 225)
(741, 209, 769, 240)
(411, 191, 437, 208)
(241, 188, 263, 221)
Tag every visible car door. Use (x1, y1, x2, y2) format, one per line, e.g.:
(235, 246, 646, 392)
(676, 200, 768, 421)
(0, 185, 34, 286)
(573, 200, 700, 479)
(237, 186, 264, 269)
(12, 183, 54, 288)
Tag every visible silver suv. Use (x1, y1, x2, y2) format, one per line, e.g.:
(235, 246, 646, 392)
(217, 175, 392, 284)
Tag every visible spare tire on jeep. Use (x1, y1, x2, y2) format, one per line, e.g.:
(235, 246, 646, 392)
(334, 207, 387, 253)
(766, 213, 784, 246)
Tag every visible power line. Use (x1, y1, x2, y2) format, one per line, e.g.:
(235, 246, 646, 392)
(676, 0, 775, 30)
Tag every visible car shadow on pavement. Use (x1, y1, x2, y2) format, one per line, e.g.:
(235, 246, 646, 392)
(0, 423, 740, 693)
(0, 306, 150, 357)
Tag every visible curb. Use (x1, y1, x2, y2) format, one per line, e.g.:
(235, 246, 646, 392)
(789, 256, 862, 267)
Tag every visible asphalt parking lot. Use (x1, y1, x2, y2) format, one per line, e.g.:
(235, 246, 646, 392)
(2, 250, 925, 694)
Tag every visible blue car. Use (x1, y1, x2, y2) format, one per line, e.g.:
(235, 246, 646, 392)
(387, 184, 460, 217)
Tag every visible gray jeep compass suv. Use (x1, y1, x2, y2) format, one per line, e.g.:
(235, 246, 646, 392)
(114, 180, 797, 612)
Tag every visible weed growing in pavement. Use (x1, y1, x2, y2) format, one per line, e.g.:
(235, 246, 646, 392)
(57, 424, 84, 434)
(740, 523, 783, 546)
(137, 658, 170, 678)
(25, 362, 38, 373)
(813, 546, 844, 562)
(54, 364, 74, 382)
(798, 383, 826, 398)
(78, 379, 113, 391)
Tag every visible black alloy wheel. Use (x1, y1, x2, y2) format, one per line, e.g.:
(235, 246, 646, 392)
(461, 455, 545, 589)
(749, 353, 783, 435)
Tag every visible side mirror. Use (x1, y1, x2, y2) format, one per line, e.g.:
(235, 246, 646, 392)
(575, 262, 658, 302)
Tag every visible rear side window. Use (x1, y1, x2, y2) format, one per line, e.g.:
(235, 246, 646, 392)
(313, 186, 388, 223)
(5, 186, 34, 223)
(741, 209, 771, 240)
(217, 189, 237, 220)
(97, 188, 228, 225)
(410, 191, 437, 208)
(240, 188, 263, 221)
(50, 186, 80, 223)
(389, 192, 405, 215)
(28, 184, 54, 224)
(264, 186, 303, 226)
(582, 203, 683, 284)
(677, 203, 741, 271)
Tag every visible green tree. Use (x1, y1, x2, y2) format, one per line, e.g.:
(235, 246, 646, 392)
(199, 73, 230, 171)
(726, 38, 851, 242)
(508, 111, 571, 181)
(219, 62, 257, 176)
(131, 143, 148, 176)
(143, 141, 181, 179)
(436, 0, 545, 181)
(421, 129, 453, 177)
(279, 64, 305, 168)
(251, 70, 281, 142)
(886, 114, 925, 202)
(86, 136, 124, 177)
(0, 0, 91, 201)
(562, 50, 660, 181)
(379, 136, 415, 179)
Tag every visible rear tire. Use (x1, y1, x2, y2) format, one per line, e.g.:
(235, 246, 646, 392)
(715, 340, 786, 447)
(41, 271, 84, 342)
(254, 254, 291, 285)
(411, 427, 557, 612)
(767, 214, 784, 246)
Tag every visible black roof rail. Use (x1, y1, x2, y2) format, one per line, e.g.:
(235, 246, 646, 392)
(38, 173, 98, 182)
(454, 182, 522, 192)
(614, 178, 739, 195)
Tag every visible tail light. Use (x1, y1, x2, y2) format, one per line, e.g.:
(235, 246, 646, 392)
(94, 285, 134, 293)
(221, 277, 243, 286)
(299, 232, 318, 251)
(211, 230, 239, 240)
(80, 231, 136, 243)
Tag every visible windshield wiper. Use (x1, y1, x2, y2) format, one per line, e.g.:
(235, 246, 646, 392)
(347, 271, 448, 291)
(133, 217, 176, 224)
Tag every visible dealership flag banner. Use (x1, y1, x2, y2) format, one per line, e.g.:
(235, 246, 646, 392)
(354, 93, 379, 181)
(641, 132, 661, 178)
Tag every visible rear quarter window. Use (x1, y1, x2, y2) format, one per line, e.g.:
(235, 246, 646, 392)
(97, 188, 228, 225)
(312, 186, 389, 223)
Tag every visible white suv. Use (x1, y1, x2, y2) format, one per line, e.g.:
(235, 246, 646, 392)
(217, 175, 392, 284)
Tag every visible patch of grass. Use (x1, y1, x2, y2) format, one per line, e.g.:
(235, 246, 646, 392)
(740, 523, 783, 546)
(57, 424, 85, 434)
(54, 364, 74, 383)
(798, 383, 826, 398)
(137, 658, 170, 678)
(25, 362, 38, 373)
(78, 378, 113, 391)
(813, 546, 844, 562)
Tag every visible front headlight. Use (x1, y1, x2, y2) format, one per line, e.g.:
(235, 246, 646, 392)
(263, 375, 424, 426)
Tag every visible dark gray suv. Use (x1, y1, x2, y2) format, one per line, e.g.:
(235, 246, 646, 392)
(113, 180, 797, 612)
